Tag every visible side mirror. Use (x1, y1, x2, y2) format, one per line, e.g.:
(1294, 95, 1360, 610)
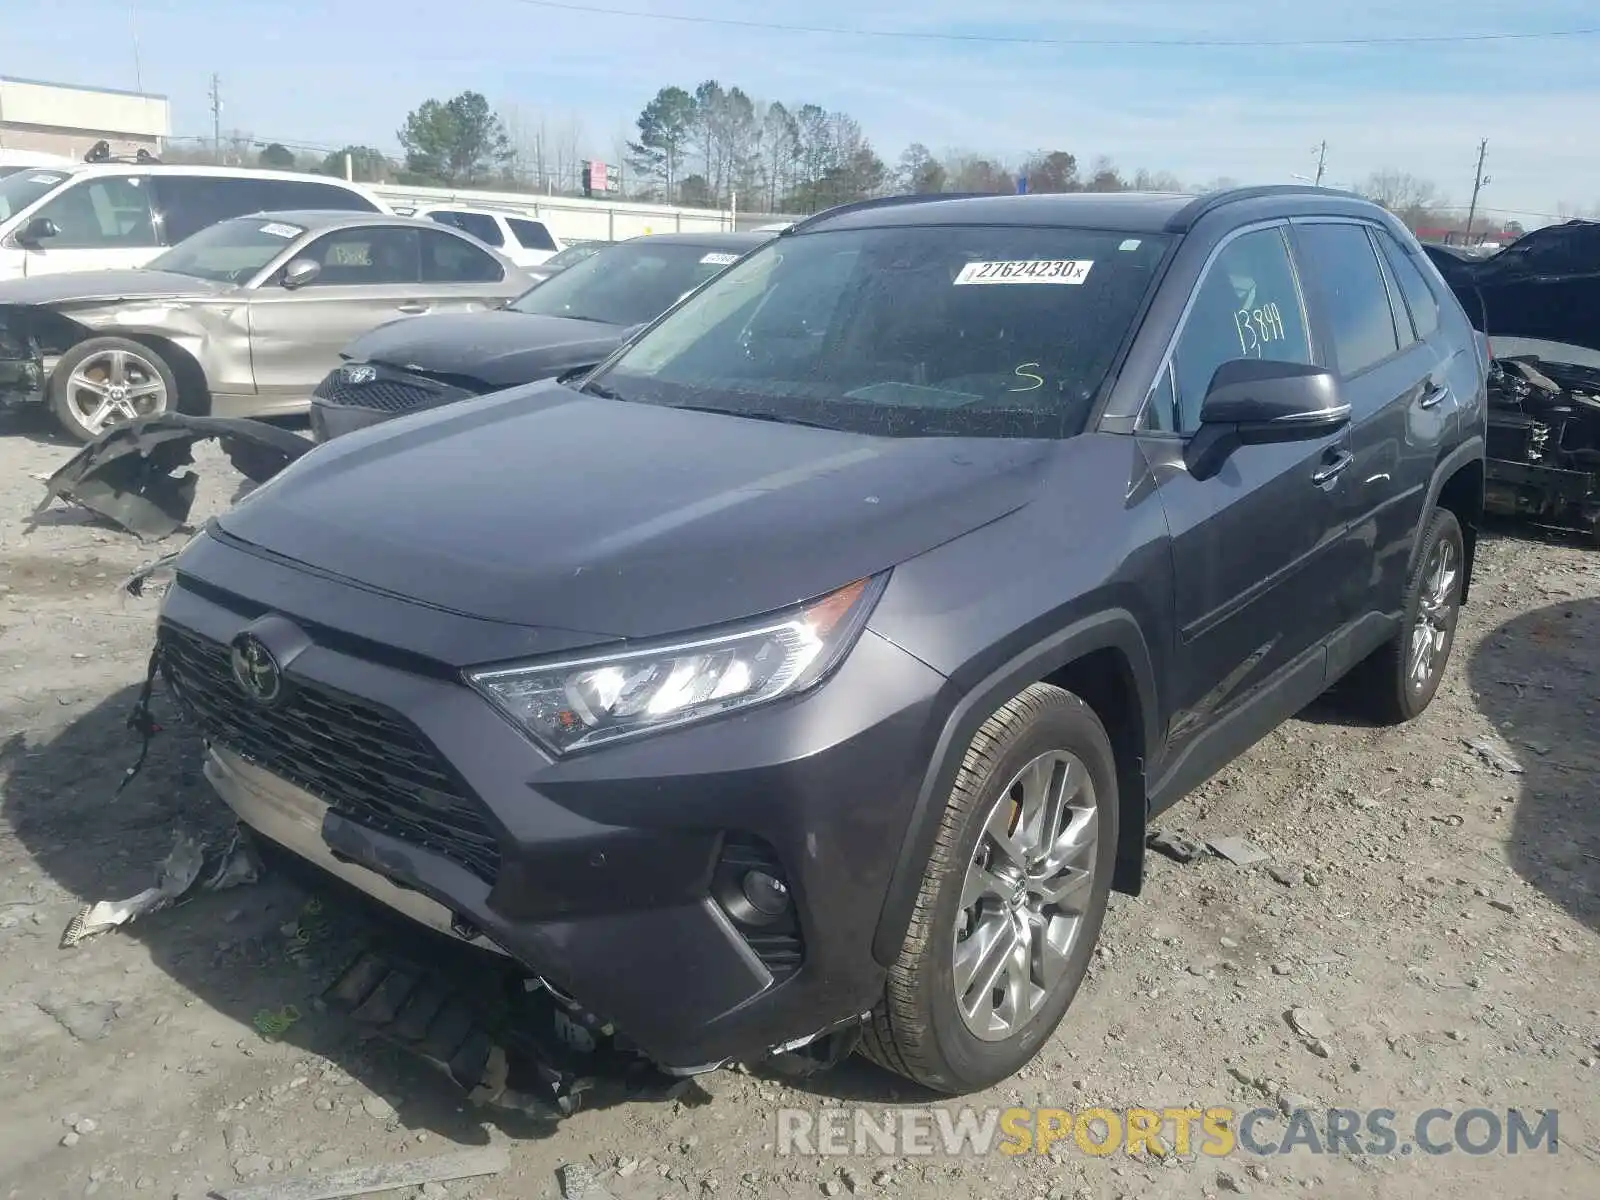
(281, 258, 321, 290)
(1185, 359, 1348, 479)
(19, 216, 60, 246)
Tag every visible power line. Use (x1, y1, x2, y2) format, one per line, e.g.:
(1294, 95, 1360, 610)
(496, 1, 1600, 48)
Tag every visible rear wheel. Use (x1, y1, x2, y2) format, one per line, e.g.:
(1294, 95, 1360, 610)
(49, 337, 176, 442)
(1345, 507, 1465, 723)
(861, 683, 1117, 1094)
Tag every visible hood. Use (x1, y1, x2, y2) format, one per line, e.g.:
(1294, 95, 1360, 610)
(0, 269, 229, 308)
(216, 381, 1049, 640)
(1427, 221, 1600, 357)
(347, 310, 623, 389)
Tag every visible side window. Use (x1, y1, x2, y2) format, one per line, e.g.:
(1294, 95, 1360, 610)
(507, 217, 557, 251)
(1373, 235, 1416, 351)
(1170, 226, 1313, 432)
(420, 228, 504, 283)
(300, 226, 420, 285)
(156, 176, 278, 243)
(1143, 361, 1178, 433)
(1375, 230, 1441, 340)
(1294, 223, 1401, 377)
(428, 210, 503, 247)
(254, 178, 379, 214)
(32, 176, 157, 249)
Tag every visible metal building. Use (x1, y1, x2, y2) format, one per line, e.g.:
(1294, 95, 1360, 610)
(0, 76, 170, 161)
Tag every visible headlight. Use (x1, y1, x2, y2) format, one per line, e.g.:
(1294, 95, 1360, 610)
(467, 574, 887, 754)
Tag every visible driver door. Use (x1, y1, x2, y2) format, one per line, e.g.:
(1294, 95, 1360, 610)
(1143, 224, 1361, 802)
(246, 225, 430, 405)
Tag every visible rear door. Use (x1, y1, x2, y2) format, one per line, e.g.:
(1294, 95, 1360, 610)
(19, 174, 159, 276)
(246, 224, 426, 402)
(1143, 223, 1357, 798)
(1292, 220, 1454, 674)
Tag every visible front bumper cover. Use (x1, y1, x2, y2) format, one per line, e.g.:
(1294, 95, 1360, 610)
(158, 539, 948, 1069)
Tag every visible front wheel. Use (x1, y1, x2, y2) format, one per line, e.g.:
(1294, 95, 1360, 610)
(861, 683, 1118, 1094)
(49, 337, 177, 442)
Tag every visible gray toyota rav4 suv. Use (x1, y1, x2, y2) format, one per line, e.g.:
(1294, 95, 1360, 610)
(155, 187, 1486, 1095)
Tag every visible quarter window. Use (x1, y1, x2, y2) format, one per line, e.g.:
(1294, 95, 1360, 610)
(507, 217, 558, 251)
(30, 176, 157, 249)
(1375, 229, 1441, 340)
(1294, 223, 1401, 376)
(421, 229, 504, 283)
(1168, 226, 1314, 433)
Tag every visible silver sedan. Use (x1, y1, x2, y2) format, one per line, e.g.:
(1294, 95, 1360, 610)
(0, 211, 530, 441)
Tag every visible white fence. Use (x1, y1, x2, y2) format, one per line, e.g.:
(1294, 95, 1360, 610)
(368, 182, 794, 242)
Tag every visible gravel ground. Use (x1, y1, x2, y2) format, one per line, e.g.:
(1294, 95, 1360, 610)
(1, 411, 1596, 1200)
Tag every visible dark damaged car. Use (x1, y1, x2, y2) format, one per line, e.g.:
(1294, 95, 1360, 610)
(155, 188, 1485, 1096)
(309, 231, 769, 441)
(1424, 219, 1600, 537)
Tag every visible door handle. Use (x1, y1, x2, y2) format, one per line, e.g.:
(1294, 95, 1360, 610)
(1312, 449, 1354, 485)
(396, 302, 430, 314)
(1419, 384, 1449, 409)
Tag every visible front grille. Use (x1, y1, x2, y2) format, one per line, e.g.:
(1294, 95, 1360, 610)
(158, 623, 502, 885)
(314, 367, 471, 414)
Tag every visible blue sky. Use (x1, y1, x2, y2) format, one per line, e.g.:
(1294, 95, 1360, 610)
(8, 0, 1600, 224)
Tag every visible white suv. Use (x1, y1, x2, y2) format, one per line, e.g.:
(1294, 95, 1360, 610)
(0, 163, 389, 281)
(414, 206, 565, 269)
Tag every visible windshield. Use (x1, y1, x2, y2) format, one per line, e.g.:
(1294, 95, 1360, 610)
(145, 217, 305, 283)
(586, 225, 1170, 438)
(511, 240, 747, 326)
(0, 170, 69, 223)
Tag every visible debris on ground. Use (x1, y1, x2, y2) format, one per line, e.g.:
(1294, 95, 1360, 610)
(216, 1146, 508, 1200)
(29, 413, 315, 539)
(1286, 1007, 1335, 1058)
(1146, 829, 1203, 863)
(1206, 836, 1271, 866)
(1463, 737, 1526, 774)
(59, 825, 259, 948)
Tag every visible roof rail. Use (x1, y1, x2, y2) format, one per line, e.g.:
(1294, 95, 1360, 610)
(1164, 183, 1366, 232)
(783, 192, 989, 235)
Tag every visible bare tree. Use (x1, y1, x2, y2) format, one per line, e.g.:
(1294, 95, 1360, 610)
(1360, 169, 1446, 225)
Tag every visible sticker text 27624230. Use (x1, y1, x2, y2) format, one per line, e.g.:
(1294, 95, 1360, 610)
(954, 260, 1094, 286)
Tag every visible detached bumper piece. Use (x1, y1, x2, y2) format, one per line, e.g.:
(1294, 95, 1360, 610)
(0, 315, 45, 410)
(32, 414, 316, 539)
(1486, 357, 1600, 537)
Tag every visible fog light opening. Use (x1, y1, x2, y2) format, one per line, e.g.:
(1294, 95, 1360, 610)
(741, 869, 790, 918)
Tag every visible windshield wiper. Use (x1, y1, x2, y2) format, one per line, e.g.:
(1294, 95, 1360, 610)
(669, 403, 837, 431)
(580, 379, 625, 400)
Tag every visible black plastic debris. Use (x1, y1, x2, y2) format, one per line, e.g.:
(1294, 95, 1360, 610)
(30, 413, 315, 540)
(1146, 829, 1203, 864)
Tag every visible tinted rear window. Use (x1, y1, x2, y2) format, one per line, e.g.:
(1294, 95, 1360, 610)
(588, 226, 1171, 439)
(508, 217, 557, 251)
(429, 210, 503, 247)
(1295, 223, 1401, 376)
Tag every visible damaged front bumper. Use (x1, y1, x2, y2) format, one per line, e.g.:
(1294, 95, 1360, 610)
(1485, 356, 1600, 536)
(0, 342, 46, 409)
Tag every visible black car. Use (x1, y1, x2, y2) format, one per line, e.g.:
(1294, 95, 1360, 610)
(1424, 220, 1600, 538)
(156, 188, 1485, 1095)
(308, 231, 769, 441)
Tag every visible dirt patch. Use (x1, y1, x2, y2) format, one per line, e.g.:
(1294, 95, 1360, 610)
(1, 427, 1596, 1199)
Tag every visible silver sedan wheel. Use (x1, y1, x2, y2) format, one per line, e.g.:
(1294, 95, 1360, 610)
(1409, 536, 1458, 691)
(953, 750, 1099, 1042)
(65, 348, 168, 435)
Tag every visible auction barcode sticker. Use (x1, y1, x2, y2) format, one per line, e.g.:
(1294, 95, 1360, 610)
(700, 252, 741, 265)
(259, 222, 304, 239)
(954, 259, 1094, 286)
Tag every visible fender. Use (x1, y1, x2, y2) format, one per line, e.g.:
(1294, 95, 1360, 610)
(1409, 434, 1485, 602)
(870, 608, 1160, 967)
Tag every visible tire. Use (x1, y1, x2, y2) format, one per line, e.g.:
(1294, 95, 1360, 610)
(49, 336, 178, 443)
(1344, 507, 1465, 724)
(861, 682, 1118, 1094)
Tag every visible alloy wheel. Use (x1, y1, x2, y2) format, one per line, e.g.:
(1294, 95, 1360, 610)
(1409, 536, 1459, 691)
(65, 349, 168, 435)
(952, 750, 1099, 1042)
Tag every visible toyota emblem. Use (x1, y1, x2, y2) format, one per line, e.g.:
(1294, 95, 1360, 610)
(230, 634, 283, 704)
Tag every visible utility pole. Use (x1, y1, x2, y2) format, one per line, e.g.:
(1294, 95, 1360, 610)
(1313, 141, 1327, 187)
(209, 74, 222, 164)
(1465, 138, 1490, 239)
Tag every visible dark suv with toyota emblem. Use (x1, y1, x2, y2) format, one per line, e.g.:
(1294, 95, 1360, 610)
(155, 187, 1485, 1094)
